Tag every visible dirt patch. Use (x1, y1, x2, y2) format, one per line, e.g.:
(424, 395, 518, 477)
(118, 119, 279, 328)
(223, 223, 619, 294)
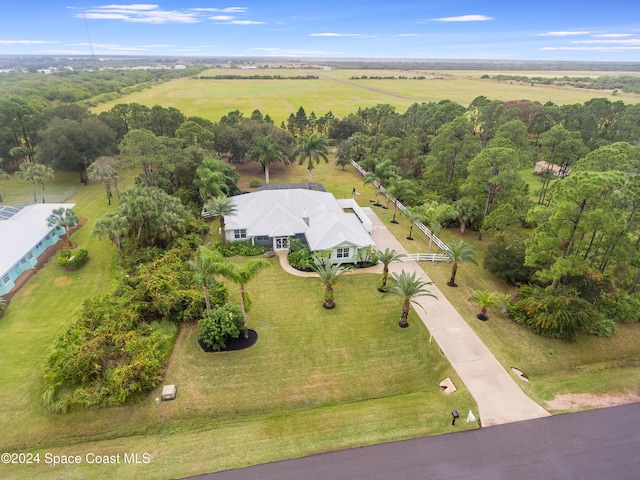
(546, 392, 640, 411)
(54, 276, 73, 287)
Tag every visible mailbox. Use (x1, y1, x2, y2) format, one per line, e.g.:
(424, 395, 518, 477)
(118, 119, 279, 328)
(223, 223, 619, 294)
(452, 410, 459, 425)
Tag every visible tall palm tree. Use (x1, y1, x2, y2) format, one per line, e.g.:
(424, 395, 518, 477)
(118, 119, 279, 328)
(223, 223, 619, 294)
(205, 195, 237, 245)
(293, 133, 328, 182)
(17, 163, 54, 203)
(469, 289, 496, 321)
(445, 240, 478, 287)
(376, 248, 405, 292)
(250, 136, 285, 185)
(194, 158, 230, 202)
(312, 262, 351, 309)
(362, 159, 399, 206)
(385, 178, 417, 223)
(188, 247, 225, 311)
(47, 207, 79, 246)
(215, 258, 270, 337)
(383, 270, 436, 328)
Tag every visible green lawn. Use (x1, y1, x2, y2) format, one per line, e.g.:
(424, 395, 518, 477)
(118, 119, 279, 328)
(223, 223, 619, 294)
(92, 68, 639, 124)
(0, 165, 476, 479)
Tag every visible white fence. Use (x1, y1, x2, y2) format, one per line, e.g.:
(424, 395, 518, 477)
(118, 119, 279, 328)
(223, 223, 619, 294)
(350, 159, 452, 260)
(402, 253, 450, 262)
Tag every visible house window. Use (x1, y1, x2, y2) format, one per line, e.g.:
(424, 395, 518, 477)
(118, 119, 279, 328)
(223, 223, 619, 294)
(20, 258, 27, 264)
(234, 229, 247, 239)
(336, 247, 351, 259)
(28, 252, 33, 260)
(256, 236, 269, 241)
(2, 275, 9, 284)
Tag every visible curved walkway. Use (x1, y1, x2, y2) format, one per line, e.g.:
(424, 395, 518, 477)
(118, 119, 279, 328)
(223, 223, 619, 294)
(277, 207, 549, 427)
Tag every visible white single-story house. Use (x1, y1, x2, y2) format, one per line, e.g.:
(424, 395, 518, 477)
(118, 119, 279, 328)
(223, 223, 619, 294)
(0, 203, 75, 296)
(218, 189, 375, 264)
(534, 161, 571, 178)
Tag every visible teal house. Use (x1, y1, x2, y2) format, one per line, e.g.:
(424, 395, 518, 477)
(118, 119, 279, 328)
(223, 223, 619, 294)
(0, 203, 75, 297)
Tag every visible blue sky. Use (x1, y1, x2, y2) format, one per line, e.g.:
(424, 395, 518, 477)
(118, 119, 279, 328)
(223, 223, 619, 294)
(1, 1, 639, 61)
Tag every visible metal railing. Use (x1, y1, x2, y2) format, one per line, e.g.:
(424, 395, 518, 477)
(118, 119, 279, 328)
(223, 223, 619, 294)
(350, 159, 451, 255)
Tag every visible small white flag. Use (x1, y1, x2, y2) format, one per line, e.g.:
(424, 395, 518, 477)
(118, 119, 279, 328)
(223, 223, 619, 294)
(467, 410, 476, 422)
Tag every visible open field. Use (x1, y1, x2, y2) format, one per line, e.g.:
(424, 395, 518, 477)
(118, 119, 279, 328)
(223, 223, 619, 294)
(0, 165, 475, 479)
(92, 68, 640, 124)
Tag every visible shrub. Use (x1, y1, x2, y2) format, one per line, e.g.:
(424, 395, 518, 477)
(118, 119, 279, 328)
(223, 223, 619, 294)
(57, 248, 89, 270)
(214, 240, 267, 257)
(507, 285, 597, 340)
(288, 245, 314, 270)
(583, 317, 617, 337)
(597, 292, 640, 323)
(42, 294, 178, 413)
(249, 178, 262, 188)
(483, 235, 534, 285)
(198, 302, 243, 351)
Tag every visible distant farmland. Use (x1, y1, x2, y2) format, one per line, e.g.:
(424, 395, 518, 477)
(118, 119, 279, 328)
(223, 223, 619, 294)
(93, 68, 640, 124)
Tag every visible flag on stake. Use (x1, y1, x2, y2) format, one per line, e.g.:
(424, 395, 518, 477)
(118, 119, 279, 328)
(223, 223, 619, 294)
(467, 410, 476, 423)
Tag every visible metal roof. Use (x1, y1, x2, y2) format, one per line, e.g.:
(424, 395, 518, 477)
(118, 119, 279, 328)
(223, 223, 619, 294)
(258, 182, 326, 192)
(0, 203, 75, 276)
(227, 189, 374, 250)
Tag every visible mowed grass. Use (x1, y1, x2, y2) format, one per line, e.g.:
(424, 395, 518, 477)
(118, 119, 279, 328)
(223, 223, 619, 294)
(364, 190, 640, 410)
(92, 67, 639, 124)
(1, 164, 476, 479)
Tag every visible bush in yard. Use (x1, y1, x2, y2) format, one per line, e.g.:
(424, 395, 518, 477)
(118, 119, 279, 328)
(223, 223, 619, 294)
(57, 248, 89, 270)
(42, 294, 178, 413)
(249, 178, 262, 188)
(198, 302, 243, 351)
(214, 240, 267, 257)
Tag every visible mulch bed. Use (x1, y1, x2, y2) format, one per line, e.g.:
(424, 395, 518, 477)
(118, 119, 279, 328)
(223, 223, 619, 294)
(198, 329, 258, 352)
(1, 217, 87, 304)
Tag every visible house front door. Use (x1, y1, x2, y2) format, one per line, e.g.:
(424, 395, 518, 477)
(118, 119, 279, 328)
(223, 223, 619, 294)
(274, 237, 289, 250)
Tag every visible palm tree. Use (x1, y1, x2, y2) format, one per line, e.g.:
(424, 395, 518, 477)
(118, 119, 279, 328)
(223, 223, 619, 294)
(312, 262, 351, 309)
(469, 289, 496, 321)
(205, 195, 237, 245)
(362, 159, 399, 206)
(385, 178, 417, 223)
(250, 136, 285, 185)
(188, 247, 225, 311)
(93, 212, 127, 256)
(453, 198, 481, 236)
(376, 248, 405, 292)
(293, 133, 328, 182)
(445, 240, 478, 287)
(47, 207, 79, 246)
(0, 169, 8, 203)
(194, 158, 230, 202)
(383, 270, 436, 328)
(215, 258, 270, 337)
(17, 163, 54, 203)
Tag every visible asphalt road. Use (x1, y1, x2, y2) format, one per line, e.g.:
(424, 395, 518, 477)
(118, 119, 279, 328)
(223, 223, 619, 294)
(189, 403, 640, 480)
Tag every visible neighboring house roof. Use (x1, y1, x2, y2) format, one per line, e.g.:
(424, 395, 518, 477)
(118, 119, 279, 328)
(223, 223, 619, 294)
(226, 189, 374, 250)
(0, 203, 75, 276)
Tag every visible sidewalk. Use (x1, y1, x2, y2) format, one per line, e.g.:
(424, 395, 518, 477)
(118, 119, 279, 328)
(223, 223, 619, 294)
(276, 207, 550, 427)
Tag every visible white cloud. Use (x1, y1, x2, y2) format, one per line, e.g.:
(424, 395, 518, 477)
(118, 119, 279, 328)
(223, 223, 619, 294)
(534, 31, 590, 37)
(572, 38, 640, 45)
(211, 15, 234, 21)
(228, 20, 265, 25)
(397, 34, 421, 37)
(191, 7, 247, 13)
(309, 33, 375, 38)
(76, 4, 201, 24)
(432, 15, 493, 22)
(0, 40, 59, 44)
(540, 46, 640, 51)
(252, 47, 345, 56)
(592, 33, 634, 38)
